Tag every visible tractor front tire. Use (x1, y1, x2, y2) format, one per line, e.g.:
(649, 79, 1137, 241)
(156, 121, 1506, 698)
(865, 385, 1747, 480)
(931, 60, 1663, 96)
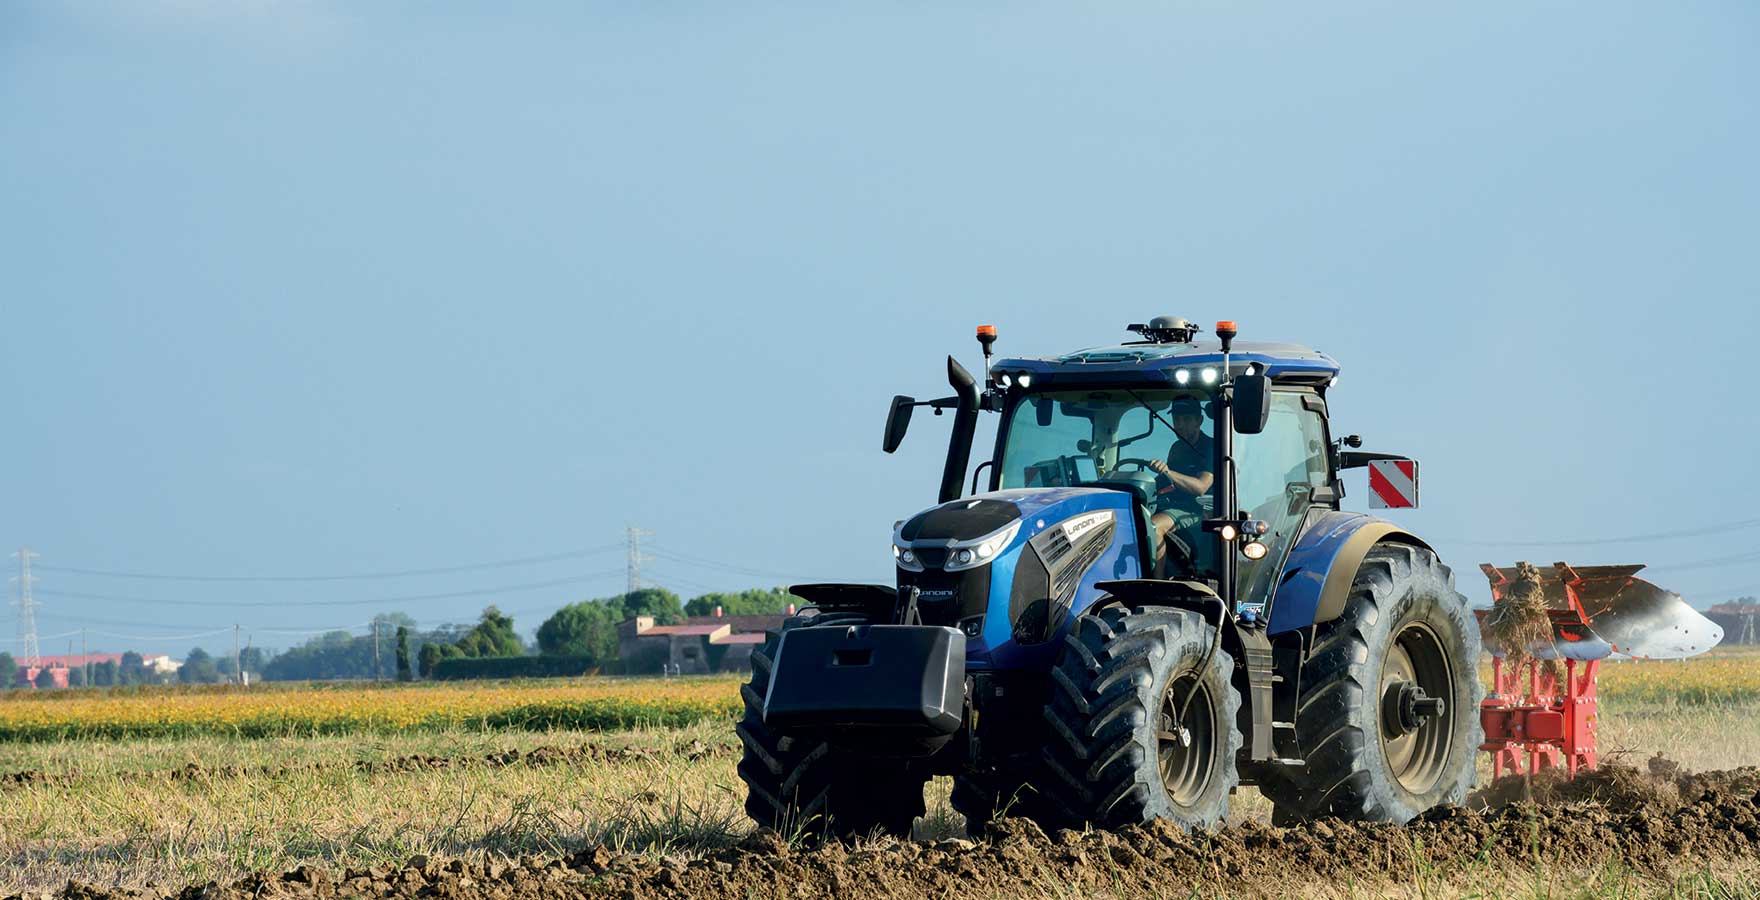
(736, 614, 928, 839)
(1259, 543, 1483, 824)
(1040, 605, 1241, 831)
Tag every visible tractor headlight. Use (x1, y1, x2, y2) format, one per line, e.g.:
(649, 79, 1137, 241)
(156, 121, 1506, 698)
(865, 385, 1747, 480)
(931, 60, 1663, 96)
(945, 520, 1022, 572)
(1241, 540, 1268, 561)
(1174, 368, 1191, 385)
(893, 542, 923, 572)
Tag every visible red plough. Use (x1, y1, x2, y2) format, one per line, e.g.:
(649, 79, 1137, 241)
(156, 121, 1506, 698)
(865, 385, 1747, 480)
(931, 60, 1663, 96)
(1476, 562, 1722, 779)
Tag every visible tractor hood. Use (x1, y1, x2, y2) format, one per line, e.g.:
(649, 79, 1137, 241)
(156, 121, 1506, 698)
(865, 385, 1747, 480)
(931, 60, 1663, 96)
(893, 487, 1146, 669)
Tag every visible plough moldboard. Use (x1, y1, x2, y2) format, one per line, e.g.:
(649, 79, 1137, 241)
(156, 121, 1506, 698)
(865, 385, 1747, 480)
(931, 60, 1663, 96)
(1476, 562, 1723, 778)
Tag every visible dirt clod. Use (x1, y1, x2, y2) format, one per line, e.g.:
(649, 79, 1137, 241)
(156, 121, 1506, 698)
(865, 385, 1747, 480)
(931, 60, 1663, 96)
(1469, 753, 1760, 813)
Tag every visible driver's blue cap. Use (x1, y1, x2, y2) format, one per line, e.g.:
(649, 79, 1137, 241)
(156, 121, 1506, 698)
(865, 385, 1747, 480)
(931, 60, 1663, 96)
(1170, 397, 1202, 415)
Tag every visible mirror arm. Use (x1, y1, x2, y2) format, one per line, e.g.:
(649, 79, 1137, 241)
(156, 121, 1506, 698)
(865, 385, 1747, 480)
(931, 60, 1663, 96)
(1337, 450, 1409, 470)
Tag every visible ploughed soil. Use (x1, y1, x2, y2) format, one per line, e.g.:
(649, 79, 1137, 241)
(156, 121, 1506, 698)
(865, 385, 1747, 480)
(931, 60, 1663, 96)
(1469, 753, 1760, 813)
(27, 760, 1760, 900)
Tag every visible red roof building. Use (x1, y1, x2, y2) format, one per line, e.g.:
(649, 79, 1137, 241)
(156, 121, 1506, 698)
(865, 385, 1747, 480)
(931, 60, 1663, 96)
(9, 652, 178, 689)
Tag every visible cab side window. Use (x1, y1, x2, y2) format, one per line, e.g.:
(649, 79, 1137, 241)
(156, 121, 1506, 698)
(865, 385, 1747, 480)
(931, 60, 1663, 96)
(1234, 392, 1328, 605)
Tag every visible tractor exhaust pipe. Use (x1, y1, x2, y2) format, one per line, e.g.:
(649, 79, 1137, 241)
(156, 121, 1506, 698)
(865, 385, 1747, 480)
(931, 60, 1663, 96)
(939, 356, 980, 504)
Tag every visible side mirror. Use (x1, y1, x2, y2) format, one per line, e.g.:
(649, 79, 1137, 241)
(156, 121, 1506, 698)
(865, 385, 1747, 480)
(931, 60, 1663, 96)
(882, 395, 915, 453)
(1232, 375, 1271, 435)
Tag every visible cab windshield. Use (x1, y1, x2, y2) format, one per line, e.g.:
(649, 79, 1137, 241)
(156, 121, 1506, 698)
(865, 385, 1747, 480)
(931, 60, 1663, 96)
(995, 385, 1332, 591)
(997, 388, 1215, 506)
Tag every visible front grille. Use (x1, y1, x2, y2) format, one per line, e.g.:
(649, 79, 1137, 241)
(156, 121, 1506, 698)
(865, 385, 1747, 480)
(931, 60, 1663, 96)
(897, 563, 990, 628)
(1037, 528, 1073, 568)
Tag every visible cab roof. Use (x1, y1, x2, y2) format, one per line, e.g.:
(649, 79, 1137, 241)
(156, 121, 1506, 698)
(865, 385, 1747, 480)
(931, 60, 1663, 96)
(992, 338, 1340, 389)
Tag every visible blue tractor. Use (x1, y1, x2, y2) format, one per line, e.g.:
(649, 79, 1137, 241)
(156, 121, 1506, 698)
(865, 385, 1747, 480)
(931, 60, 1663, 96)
(737, 318, 1483, 836)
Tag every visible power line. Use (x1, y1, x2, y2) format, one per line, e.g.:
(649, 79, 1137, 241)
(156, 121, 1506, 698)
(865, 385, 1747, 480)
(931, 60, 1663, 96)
(0, 628, 79, 646)
(1644, 549, 1760, 574)
(640, 567, 724, 593)
(1437, 518, 1760, 548)
(647, 545, 876, 583)
(249, 623, 373, 635)
(32, 601, 567, 646)
(86, 627, 235, 644)
(32, 543, 623, 583)
(34, 567, 627, 609)
(33, 609, 286, 632)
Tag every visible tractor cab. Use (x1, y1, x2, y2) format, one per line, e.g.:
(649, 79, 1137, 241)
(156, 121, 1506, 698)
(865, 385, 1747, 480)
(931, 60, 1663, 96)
(886, 316, 1351, 625)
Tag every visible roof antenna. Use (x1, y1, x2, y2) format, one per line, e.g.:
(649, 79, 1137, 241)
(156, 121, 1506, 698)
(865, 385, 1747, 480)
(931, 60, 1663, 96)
(1127, 316, 1200, 344)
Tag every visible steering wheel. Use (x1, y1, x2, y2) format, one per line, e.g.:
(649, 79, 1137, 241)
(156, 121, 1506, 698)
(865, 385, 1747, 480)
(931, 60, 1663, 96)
(1114, 458, 1160, 473)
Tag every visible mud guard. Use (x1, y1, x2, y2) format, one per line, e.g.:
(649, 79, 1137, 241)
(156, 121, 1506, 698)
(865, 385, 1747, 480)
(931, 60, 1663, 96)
(1268, 512, 1432, 635)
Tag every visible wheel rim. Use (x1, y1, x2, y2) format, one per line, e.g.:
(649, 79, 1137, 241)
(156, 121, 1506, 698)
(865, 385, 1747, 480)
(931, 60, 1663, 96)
(1378, 622, 1455, 795)
(1157, 673, 1217, 807)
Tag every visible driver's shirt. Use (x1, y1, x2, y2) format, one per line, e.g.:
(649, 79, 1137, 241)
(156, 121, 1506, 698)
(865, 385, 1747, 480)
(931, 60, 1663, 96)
(1160, 433, 1214, 512)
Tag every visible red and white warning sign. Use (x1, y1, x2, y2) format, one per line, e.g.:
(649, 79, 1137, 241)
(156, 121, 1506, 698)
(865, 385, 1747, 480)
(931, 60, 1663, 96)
(1367, 459, 1419, 509)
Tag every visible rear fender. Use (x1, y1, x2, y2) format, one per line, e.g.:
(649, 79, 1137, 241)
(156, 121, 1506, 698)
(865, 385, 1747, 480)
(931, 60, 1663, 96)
(1266, 511, 1431, 636)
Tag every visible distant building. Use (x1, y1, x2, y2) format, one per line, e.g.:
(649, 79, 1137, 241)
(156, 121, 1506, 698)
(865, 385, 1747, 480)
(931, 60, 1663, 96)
(617, 613, 782, 675)
(10, 652, 179, 689)
(1708, 603, 1760, 645)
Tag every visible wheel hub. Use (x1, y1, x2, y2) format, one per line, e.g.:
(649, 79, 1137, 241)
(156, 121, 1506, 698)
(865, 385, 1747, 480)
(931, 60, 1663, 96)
(1377, 622, 1457, 795)
(1157, 674, 1215, 807)
(1381, 681, 1446, 738)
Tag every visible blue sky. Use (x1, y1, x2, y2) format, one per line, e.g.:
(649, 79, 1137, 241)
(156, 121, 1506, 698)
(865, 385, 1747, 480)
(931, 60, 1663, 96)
(3, 3, 1756, 654)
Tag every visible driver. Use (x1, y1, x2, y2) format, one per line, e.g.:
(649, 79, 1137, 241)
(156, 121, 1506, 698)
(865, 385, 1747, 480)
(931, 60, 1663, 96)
(1148, 396, 1214, 577)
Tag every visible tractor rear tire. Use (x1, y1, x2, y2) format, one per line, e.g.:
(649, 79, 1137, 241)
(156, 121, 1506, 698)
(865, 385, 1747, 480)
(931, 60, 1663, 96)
(1258, 543, 1483, 824)
(736, 614, 929, 839)
(1039, 605, 1241, 831)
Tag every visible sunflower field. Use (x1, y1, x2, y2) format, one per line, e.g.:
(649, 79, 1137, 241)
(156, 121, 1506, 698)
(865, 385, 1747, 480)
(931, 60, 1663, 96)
(0, 676, 744, 742)
(1595, 650, 1760, 706)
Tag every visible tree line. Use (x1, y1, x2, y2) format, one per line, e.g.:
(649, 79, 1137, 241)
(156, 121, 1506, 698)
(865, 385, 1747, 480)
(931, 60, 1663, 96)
(3, 585, 796, 687)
